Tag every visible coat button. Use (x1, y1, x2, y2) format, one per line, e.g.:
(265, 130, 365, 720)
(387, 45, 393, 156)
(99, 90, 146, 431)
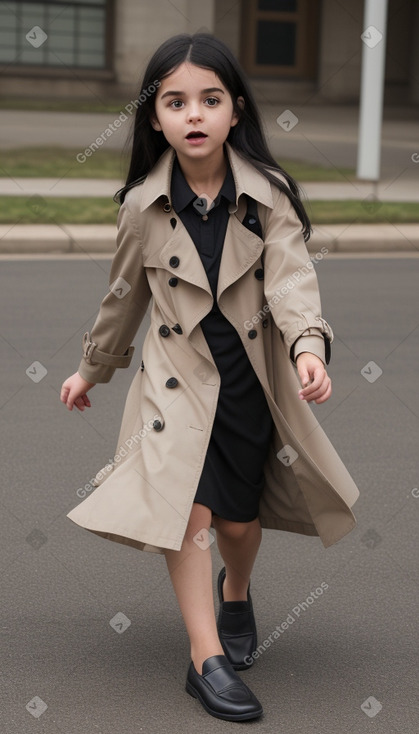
(163, 202, 171, 212)
(172, 323, 183, 334)
(159, 324, 170, 337)
(248, 329, 257, 339)
(165, 377, 178, 389)
(262, 318, 269, 328)
(153, 419, 163, 431)
(169, 256, 180, 268)
(255, 268, 264, 280)
(168, 277, 178, 287)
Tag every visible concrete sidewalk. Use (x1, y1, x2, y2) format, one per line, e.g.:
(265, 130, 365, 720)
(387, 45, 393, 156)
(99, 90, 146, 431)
(0, 104, 417, 253)
(1, 222, 418, 254)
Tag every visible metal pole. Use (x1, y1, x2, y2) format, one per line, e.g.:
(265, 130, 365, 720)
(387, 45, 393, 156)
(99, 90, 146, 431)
(356, 0, 389, 181)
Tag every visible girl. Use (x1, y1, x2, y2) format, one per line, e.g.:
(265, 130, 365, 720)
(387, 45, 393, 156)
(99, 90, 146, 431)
(61, 33, 359, 723)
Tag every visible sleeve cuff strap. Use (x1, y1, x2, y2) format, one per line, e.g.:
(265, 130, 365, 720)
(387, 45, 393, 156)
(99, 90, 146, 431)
(82, 332, 134, 368)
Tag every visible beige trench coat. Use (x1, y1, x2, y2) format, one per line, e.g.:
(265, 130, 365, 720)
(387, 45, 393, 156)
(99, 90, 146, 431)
(67, 142, 359, 553)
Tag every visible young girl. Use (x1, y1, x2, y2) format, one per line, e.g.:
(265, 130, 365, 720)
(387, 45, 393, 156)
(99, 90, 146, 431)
(61, 33, 359, 722)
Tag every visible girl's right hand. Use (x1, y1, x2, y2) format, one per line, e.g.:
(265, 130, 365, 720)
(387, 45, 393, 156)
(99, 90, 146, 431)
(60, 372, 95, 412)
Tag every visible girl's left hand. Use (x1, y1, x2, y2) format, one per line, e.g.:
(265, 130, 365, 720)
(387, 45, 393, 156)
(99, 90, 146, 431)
(295, 352, 332, 404)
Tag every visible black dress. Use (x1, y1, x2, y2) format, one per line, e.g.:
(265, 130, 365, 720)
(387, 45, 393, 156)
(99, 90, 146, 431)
(171, 155, 273, 522)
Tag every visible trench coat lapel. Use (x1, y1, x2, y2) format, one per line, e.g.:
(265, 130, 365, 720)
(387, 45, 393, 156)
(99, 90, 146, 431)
(158, 222, 212, 295)
(217, 211, 264, 301)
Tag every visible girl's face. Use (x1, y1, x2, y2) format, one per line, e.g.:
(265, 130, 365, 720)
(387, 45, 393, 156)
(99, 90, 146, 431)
(150, 62, 242, 162)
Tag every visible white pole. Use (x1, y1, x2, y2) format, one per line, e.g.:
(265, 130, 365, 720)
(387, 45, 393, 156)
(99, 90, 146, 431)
(356, 0, 389, 181)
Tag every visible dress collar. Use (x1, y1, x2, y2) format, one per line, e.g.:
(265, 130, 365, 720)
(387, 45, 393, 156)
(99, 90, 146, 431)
(171, 153, 236, 215)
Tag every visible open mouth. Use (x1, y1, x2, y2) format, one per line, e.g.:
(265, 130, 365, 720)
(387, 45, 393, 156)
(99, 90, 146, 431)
(186, 131, 207, 139)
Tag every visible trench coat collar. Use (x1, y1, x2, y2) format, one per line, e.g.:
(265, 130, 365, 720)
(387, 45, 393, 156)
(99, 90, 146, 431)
(138, 142, 274, 213)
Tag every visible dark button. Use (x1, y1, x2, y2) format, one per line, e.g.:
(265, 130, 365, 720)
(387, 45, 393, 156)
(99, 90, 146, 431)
(165, 377, 178, 389)
(170, 217, 177, 229)
(140, 360, 145, 371)
(168, 277, 178, 287)
(163, 202, 171, 212)
(169, 256, 180, 268)
(254, 268, 264, 280)
(248, 329, 257, 339)
(262, 319, 269, 329)
(172, 323, 183, 334)
(159, 324, 170, 337)
(153, 419, 163, 431)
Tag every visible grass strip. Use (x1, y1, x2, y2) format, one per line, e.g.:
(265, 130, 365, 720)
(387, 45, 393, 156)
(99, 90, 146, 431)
(0, 197, 418, 225)
(0, 147, 355, 182)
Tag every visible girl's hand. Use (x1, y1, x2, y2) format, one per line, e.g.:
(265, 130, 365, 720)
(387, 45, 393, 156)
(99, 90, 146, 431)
(60, 372, 95, 411)
(296, 352, 332, 404)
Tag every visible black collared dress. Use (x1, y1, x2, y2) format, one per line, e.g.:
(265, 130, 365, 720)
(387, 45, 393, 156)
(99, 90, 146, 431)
(171, 155, 273, 522)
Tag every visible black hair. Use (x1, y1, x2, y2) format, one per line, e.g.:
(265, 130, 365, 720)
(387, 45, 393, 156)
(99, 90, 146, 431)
(116, 33, 311, 241)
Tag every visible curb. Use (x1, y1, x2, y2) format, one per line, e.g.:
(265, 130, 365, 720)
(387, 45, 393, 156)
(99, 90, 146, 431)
(0, 223, 418, 254)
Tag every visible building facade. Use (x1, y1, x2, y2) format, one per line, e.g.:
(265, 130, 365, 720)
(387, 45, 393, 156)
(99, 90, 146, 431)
(0, 0, 418, 105)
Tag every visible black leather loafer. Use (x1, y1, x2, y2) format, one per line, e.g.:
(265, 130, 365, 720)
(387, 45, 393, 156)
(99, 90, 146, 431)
(217, 567, 258, 670)
(186, 654, 263, 721)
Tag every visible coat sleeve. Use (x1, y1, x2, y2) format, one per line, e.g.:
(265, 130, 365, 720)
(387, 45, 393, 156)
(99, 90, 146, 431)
(77, 198, 152, 383)
(262, 184, 333, 366)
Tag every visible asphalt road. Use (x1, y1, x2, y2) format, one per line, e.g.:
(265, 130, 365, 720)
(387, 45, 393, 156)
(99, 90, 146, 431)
(0, 256, 418, 734)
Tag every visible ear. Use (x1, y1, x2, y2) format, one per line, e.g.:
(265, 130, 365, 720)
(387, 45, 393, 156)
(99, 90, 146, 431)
(231, 96, 245, 127)
(150, 114, 162, 132)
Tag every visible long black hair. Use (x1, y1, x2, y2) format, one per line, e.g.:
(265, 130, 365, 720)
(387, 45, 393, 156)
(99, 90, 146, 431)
(117, 33, 312, 241)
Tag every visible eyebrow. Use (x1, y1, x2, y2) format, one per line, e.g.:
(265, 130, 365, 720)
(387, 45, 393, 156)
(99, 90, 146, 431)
(160, 87, 225, 100)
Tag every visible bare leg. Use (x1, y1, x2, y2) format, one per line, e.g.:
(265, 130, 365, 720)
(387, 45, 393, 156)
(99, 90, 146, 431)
(212, 516, 262, 601)
(164, 503, 224, 675)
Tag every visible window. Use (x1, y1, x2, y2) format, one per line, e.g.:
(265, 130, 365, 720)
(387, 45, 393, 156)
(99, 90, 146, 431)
(240, 0, 320, 78)
(0, 0, 112, 69)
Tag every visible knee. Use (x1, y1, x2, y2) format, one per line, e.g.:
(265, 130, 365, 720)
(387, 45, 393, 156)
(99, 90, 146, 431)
(213, 517, 256, 542)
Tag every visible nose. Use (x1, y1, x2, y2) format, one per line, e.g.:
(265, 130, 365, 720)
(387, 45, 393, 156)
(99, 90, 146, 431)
(187, 101, 203, 123)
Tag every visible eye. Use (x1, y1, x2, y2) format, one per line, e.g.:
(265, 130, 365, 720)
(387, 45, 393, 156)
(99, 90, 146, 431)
(205, 97, 219, 106)
(169, 99, 184, 109)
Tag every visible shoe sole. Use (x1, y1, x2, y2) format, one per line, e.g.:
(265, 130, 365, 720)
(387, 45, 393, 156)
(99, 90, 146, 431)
(185, 681, 263, 722)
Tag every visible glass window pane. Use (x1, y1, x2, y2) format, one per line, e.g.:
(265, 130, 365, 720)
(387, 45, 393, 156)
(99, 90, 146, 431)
(20, 46, 45, 62)
(0, 47, 19, 62)
(78, 35, 104, 52)
(48, 50, 75, 64)
(66, 0, 105, 4)
(0, 12, 18, 29)
(78, 17, 105, 34)
(48, 34, 75, 50)
(49, 13, 76, 33)
(256, 21, 296, 65)
(4, 0, 107, 69)
(22, 2, 45, 15)
(0, 30, 14, 44)
(76, 51, 105, 67)
(258, 0, 297, 10)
